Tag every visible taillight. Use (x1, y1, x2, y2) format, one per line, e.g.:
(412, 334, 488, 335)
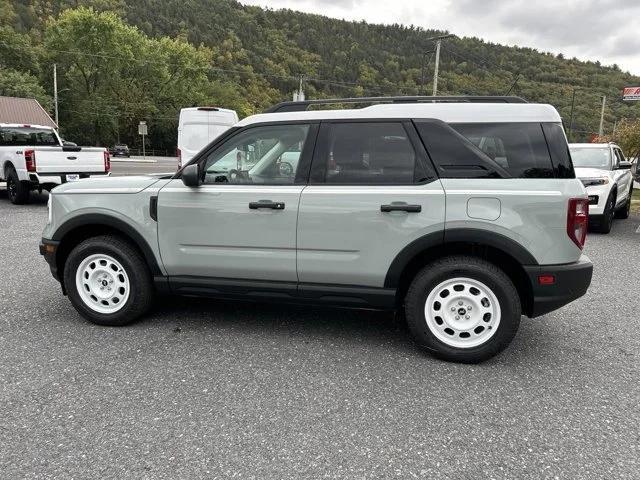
(104, 150, 111, 172)
(25, 149, 36, 172)
(177, 147, 182, 169)
(567, 198, 589, 249)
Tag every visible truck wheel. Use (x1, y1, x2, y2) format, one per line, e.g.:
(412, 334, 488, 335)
(596, 192, 615, 233)
(63, 235, 154, 326)
(404, 255, 521, 363)
(615, 187, 633, 219)
(6, 167, 30, 204)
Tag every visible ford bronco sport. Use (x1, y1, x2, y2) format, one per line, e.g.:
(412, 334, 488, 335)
(40, 96, 593, 363)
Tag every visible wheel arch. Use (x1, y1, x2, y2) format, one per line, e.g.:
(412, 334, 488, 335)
(3, 160, 15, 177)
(386, 228, 536, 315)
(52, 214, 162, 282)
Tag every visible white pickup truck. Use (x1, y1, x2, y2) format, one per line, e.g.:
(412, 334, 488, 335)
(1, 123, 110, 204)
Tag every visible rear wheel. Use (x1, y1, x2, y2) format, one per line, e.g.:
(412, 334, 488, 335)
(404, 256, 521, 363)
(6, 167, 30, 204)
(63, 235, 153, 326)
(615, 187, 633, 219)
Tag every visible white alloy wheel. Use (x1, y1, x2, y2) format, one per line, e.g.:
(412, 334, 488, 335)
(75, 253, 130, 314)
(424, 277, 501, 348)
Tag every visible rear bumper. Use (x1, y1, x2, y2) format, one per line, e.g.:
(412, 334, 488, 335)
(524, 255, 593, 317)
(25, 171, 110, 186)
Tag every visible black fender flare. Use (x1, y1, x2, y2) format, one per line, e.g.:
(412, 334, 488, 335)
(384, 228, 538, 288)
(51, 213, 162, 275)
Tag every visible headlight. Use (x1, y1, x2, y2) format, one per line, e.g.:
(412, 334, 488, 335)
(47, 194, 52, 224)
(581, 177, 609, 187)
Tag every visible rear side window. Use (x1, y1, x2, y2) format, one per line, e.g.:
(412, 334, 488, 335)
(0, 126, 58, 147)
(316, 122, 426, 184)
(450, 123, 554, 178)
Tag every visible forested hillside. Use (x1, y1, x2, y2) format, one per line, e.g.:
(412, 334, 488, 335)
(2, 0, 639, 150)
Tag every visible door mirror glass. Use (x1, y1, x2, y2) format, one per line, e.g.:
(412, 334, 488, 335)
(181, 164, 202, 187)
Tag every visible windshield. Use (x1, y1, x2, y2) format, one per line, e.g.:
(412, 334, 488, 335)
(570, 147, 611, 170)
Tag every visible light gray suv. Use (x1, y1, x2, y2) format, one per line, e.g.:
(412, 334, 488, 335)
(40, 96, 593, 363)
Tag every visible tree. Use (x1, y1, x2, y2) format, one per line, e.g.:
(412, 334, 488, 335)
(597, 119, 640, 160)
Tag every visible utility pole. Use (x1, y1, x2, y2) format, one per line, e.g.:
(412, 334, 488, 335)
(568, 88, 577, 141)
(598, 95, 606, 137)
(426, 34, 454, 96)
(293, 75, 305, 102)
(53, 64, 59, 128)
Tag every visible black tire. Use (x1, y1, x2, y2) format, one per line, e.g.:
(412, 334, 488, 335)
(615, 187, 633, 219)
(596, 191, 615, 233)
(6, 167, 30, 204)
(63, 235, 154, 326)
(404, 255, 521, 363)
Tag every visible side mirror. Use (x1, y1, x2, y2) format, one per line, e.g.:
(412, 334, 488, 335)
(617, 161, 632, 170)
(181, 164, 202, 187)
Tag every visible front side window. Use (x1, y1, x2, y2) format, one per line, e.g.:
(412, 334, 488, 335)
(569, 147, 612, 170)
(203, 124, 310, 185)
(321, 122, 422, 184)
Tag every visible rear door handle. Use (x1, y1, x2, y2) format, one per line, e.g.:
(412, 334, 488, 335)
(249, 200, 285, 210)
(381, 203, 421, 213)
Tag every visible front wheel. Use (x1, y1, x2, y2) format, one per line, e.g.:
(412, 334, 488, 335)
(63, 235, 154, 326)
(404, 256, 521, 363)
(615, 187, 633, 219)
(596, 192, 616, 233)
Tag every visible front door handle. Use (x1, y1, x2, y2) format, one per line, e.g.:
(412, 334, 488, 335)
(381, 203, 422, 213)
(249, 200, 285, 210)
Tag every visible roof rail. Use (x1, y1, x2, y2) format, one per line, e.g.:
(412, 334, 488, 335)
(265, 95, 527, 113)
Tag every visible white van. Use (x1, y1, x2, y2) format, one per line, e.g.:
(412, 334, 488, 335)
(177, 107, 239, 168)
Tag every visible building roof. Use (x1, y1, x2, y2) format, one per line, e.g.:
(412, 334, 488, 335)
(0, 96, 57, 129)
(237, 102, 561, 127)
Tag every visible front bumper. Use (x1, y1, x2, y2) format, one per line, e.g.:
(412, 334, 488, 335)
(583, 184, 609, 215)
(524, 255, 593, 317)
(39, 239, 61, 282)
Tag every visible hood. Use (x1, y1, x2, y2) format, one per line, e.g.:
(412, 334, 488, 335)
(51, 175, 163, 194)
(574, 167, 612, 179)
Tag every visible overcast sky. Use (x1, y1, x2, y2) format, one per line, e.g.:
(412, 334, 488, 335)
(240, 0, 640, 76)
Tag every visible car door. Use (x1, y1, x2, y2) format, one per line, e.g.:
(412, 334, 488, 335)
(157, 122, 317, 284)
(296, 120, 445, 291)
(613, 148, 632, 204)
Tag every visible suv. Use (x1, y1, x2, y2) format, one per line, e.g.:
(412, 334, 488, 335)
(39, 96, 593, 363)
(112, 144, 130, 157)
(569, 143, 634, 233)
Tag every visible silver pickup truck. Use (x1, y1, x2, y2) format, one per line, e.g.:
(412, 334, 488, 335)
(1, 123, 110, 204)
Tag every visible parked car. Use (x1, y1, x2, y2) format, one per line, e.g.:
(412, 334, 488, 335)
(569, 143, 634, 233)
(39, 96, 593, 363)
(177, 107, 238, 168)
(112, 144, 130, 157)
(0, 123, 110, 204)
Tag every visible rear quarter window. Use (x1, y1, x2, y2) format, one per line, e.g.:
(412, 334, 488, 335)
(450, 123, 555, 178)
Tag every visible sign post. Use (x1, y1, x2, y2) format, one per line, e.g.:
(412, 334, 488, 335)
(138, 121, 148, 160)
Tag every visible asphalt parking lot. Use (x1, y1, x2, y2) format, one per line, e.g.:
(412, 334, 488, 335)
(1, 171, 639, 478)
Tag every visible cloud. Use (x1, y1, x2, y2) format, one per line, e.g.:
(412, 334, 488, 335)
(239, 0, 640, 74)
